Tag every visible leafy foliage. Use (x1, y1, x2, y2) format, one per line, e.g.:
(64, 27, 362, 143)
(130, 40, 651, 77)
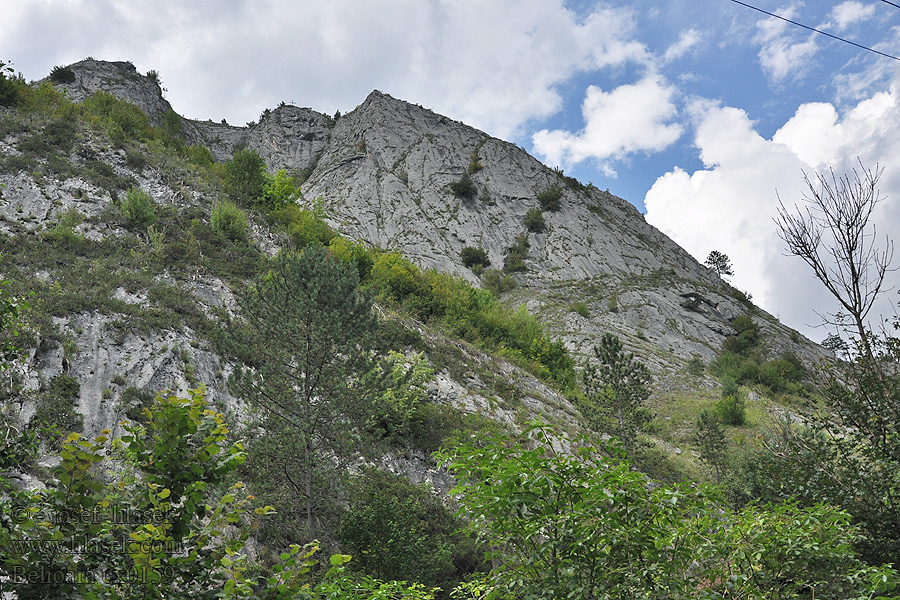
(223, 148, 268, 207)
(503, 233, 529, 273)
(449, 173, 477, 199)
(338, 469, 477, 591)
(120, 187, 158, 229)
(211, 200, 248, 243)
(460, 246, 490, 271)
(440, 423, 898, 600)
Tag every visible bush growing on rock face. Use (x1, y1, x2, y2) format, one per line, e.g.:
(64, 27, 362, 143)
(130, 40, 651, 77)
(49, 65, 76, 84)
(503, 233, 530, 273)
(523, 207, 546, 233)
(449, 173, 477, 199)
(481, 268, 516, 296)
(536, 185, 563, 212)
(460, 246, 490, 271)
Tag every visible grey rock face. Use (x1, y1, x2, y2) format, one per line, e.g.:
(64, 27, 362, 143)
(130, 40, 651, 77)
(5, 59, 832, 448)
(298, 90, 813, 367)
(52, 59, 174, 127)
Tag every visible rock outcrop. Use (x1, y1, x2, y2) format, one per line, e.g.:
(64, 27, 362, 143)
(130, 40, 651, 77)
(1, 59, 831, 442)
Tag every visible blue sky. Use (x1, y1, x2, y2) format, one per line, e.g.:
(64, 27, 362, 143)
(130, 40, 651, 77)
(3, 0, 900, 340)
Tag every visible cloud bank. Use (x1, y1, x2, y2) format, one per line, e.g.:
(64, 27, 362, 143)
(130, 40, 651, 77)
(645, 74, 900, 340)
(0, 0, 648, 140)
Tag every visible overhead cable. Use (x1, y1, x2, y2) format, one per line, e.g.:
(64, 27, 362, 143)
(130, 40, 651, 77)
(727, 0, 900, 61)
(880, 0, 900, 9)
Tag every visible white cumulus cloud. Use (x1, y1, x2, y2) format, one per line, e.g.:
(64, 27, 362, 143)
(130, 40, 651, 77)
(826, 1, 877, 31)
(0, 0, 651, 140)
(645, 75, 900, 340)
(531, 75, 683, 175)
(754, 3, 819, 83)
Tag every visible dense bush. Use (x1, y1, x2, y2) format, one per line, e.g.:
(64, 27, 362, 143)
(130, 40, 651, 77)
(723, 314, 760, 354)
(460, 246, 490, 270)
(523, 207, 546, 233)
(82, 91, 153, 143)
(211, 200, 248, 243)
(272, 202, 336, 249)
(120, 187, 157, 229)
(223, 148, 268, 206)
(369, 251, 574, 388)
(49, 65, 76, 84)
(716, 393, 747, 426)
(449, 173, 477, 199)
(338, 469, 479, 590)
(481, 268, 516, 296)
(536, 185, 563, 211)
(0, 60, 26, 107)
(261, 168, 302, 210)
(503, 233, 530, 272)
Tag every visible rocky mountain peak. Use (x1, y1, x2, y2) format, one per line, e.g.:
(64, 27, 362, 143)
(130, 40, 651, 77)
(12, 58, 827, 375)
(51, 58, 173, 126)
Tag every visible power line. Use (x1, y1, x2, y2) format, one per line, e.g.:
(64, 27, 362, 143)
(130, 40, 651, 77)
(727, 0, 900, 61)
(880, 0, 900, 10)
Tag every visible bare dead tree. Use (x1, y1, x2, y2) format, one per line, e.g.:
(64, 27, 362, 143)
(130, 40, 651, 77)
(775, 160, 894, 369)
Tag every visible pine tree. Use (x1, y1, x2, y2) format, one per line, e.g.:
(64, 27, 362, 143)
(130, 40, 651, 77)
(695, 409, 728, 483)
(220, 245, 393, 541)
(705, 250, 734, 279)
(582, 333, 652, 454)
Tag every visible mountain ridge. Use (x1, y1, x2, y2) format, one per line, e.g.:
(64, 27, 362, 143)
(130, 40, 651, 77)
(42, 58, 827, 371)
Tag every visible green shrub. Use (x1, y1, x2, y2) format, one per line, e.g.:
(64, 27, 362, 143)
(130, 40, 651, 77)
(120, 187, 157, 229)
(43, 208, 84, 246)
(329, 236, 374, 281)
(272, 202, 336, 249)
(536, 185, 563, 211)
(503, 233, 530, 273)
(211, 200, 248, 243)
(687, 356, 705, 376)
(338, 469, 478, 590)
(460, 246, 490, 270)
(449, 173, 477, 199)
(569, 301, 590, 318)
(82, 91, 153, 143)
(261, 169, 301, 210)
(716, 393, 746, 426)
(32, 374, 83, 440)
(524, 207, 546, 233)
(0, 59, 26, 107)
(607, 296, 619, 313)
(371, 252, 428, 303)
(223, 148, 267, 206)
(481, 269, 516, 295)
(720, 377, 740, 399)
(49, 65, 76, 84)
(369, 251, 574, 388)
(723, 315, 760, 354)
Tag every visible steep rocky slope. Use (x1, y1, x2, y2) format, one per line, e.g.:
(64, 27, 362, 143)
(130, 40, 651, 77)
(2, 59, 829, 446)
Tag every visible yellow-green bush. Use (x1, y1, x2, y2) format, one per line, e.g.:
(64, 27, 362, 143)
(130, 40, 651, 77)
(211, 200, 248, 243)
